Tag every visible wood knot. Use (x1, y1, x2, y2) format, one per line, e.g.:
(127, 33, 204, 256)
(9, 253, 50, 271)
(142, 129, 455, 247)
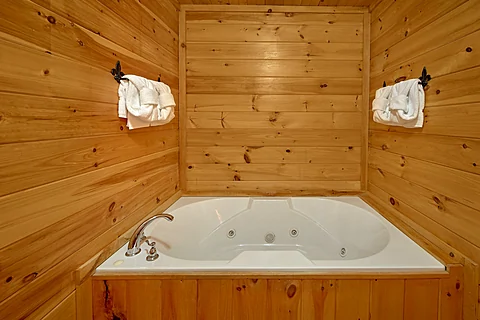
(251, 279, 258, 284)
(286, 284, 297, 298)
(348, 146, 353, 150)
(381, 144, 388, 150)
(109, 202, 116, 212)
(156, 197, 161, 203)
(6, 276, 12, 283)
(286, 149, 291, 153)
(456, 282, 461, 290)
(77, 40, 84, 46)
(234, 175, 241, 181)
(236, 286, 242, 291)
(284, 12, 293, 17)
(447, 292, 451, 297)
(181, 43, 186, 48)
(449, 252, 455, 257)
(92, 148, 97, 152)
(389, 197, 396, 205)
(188, 165, 193, 169)
(466, 47, 473, 52)
(23, 272, 38, 283)
(267, 8, 272, 13)
(243, 153, 251, 163)
(436, 89, 441, 94)
(43, 69, 50, 75)
(47, 16, 56, 24)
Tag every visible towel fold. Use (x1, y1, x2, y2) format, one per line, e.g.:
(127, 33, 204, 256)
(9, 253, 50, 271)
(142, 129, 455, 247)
(118, 75, 175, 129)
(372, 79, 424, 128)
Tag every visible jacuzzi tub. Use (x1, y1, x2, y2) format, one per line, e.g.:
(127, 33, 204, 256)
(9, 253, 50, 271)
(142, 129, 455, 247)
(96, 197, 444, 273)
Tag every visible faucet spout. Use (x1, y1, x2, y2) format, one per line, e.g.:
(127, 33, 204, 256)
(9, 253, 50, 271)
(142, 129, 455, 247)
(125, 213, 174, 257)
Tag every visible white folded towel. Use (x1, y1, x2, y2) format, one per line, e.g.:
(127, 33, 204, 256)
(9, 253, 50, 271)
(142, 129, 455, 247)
(372, 79, 424, 128)
(118, 75, 175, 129)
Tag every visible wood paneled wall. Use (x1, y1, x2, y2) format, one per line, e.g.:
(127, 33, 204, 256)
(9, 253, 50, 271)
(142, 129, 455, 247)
(0, 0, 180, 318)
(364, 0, 480, 319)
(91, 268, 463, 320)
(181, 6, 368, 195)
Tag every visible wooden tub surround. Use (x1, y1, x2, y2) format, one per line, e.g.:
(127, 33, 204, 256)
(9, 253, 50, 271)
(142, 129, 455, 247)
(90, 266, 463, 320)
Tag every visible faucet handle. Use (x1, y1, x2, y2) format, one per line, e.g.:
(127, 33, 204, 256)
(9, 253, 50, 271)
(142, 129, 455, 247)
(146, 240, 156, 247)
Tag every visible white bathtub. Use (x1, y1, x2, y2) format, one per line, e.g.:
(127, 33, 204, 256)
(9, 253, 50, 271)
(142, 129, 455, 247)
(96, 197, 444, 273)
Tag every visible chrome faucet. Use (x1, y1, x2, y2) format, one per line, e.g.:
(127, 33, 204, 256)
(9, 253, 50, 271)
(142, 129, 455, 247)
(125, 213, 174, 257)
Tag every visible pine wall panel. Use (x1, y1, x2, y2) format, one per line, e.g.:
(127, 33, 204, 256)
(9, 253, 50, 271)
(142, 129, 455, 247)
(363, 0, 480, 318)
(181, 6, 368, 195)
(0, 0, 180, 318)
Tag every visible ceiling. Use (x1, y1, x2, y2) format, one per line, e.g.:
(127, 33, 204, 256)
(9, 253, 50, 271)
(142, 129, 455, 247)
(179, 0, 376, 6)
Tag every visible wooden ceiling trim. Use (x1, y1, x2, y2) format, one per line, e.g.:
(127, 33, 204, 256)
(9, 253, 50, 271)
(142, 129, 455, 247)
(182, 5, 368, 13)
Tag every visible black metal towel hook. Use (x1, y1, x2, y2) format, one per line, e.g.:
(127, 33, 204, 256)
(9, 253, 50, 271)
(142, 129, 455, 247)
(111, 60, 162, 83)
(418, 66, 431, 88)
(381, 66, 431, 89)
(111, 61, 125, 83)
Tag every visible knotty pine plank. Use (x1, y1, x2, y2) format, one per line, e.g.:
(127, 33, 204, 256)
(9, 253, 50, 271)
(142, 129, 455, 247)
(335, 280, 370, 320)
(301, 280, 335, 320)
(187, 146, 361, 164)
(439, 265, 464, 320)
(186, 180, 361, 195)
(404, 279, 439, 320)
(187, 77, 363, 95)
(186, 163, 361, 181)
(197, 280, 233, 319)
(187, 129, 362, 147)
(187, 94, 362, 112)
(186, 23, 363, 43)
(187, 111, 361, 129)
(186, 42, 363, 60)
(232, 279, 268, 320)
(267, 280, 302, 319)
(370, 280, 404, 320)
(187, 59, 363, 78)
(186, 12, 364, 25)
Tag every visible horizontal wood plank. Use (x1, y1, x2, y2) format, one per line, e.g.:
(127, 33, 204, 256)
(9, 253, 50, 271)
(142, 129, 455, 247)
(187, 77, 363, 94)
(186, 12, 364, 25)
(187, 129, 362, 147)
(187, 146, 361, 164)
(187, 24, 363, 43)
(186, 163, 361, 181)
(186, 42, 363, 60)
(188, 111, 361, 129)
(186, 180, 362, 195)
(186, 59, 363, 78)
(187, 94, 362, 112)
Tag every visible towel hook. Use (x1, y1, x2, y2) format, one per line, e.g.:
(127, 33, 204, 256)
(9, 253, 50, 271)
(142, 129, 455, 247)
(419, 66, 431, 88)
(111, 61, 126, 83)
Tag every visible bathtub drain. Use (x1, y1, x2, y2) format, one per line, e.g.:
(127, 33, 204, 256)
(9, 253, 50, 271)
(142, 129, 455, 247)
(265, 232, 275, 244)
(289, 228, 299, 237)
